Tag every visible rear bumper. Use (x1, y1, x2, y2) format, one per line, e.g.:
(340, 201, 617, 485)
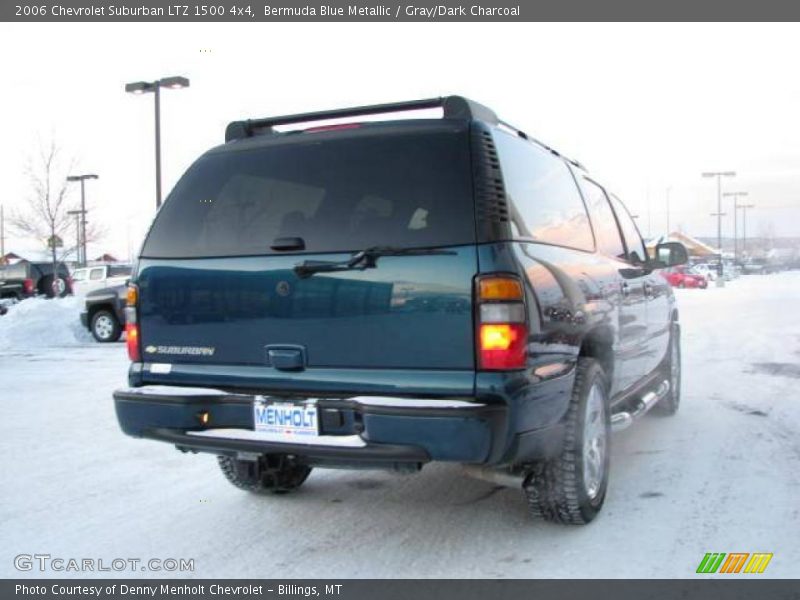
(113, 386, 507, 465)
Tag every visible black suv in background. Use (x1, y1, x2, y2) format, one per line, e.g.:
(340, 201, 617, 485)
(0, 260, 72, 300)
(114, 97, 687, 524)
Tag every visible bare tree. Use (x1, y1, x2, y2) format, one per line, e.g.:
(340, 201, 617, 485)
(10, 140, 104, 295)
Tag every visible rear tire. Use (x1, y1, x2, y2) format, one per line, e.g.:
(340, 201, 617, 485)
(218, 454, 311, 494)
(522, 358, 611, 525)
(653, 322, 681, 415)
(40, 275, 69, 298)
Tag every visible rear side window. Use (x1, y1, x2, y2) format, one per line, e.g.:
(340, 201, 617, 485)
(581, 178, 625, 259)
(493, 131, 594, 252)
(141, 123, 474, 258)
(89, 268, 104, 280)
(108, 265, 132, 277)
(609, 194, 647, 264)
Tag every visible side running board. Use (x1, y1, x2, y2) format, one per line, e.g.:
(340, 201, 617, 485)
(611, 380, 670, 432)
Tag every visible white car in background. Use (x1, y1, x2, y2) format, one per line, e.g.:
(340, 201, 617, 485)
(691, 263, 717, 281)
(71, 264, 132, 296)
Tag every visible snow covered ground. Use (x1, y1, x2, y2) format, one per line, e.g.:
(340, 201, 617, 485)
(1, 273, 799, 578)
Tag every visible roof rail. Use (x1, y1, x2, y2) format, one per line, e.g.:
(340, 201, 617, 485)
(225, 96, 498, 142)
(519, 131, 587, 172)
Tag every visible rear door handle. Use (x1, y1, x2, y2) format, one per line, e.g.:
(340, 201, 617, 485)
(621, 282, 630, 297)
(644, 282, 654, 298)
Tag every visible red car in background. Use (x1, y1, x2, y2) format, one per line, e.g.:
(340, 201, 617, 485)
(663, 266, 707, 288)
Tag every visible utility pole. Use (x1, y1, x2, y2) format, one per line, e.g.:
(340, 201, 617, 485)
(702, 171, 736, 286)
(66, 174, 98, 267)
(723, 191, 748, 264)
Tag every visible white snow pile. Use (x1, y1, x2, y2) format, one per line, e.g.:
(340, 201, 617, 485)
(0, 296, 92, 351)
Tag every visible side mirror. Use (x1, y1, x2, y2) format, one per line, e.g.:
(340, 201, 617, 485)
(653, 242, 688, 268)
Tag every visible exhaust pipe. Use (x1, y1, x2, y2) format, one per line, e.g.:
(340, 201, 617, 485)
(462, 465, 525, 488)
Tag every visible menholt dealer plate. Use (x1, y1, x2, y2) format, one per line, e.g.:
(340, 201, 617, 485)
(253, 397, 319, 438)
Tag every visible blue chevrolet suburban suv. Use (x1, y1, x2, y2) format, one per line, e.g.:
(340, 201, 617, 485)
(114, 96, 688, 524)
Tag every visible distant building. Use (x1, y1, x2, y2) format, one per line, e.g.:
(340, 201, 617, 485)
(91, 253, 119, 264)
(646, 232, 719, 260)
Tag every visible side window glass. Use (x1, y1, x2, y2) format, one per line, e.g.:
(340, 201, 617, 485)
(581, 179, 625, 259)
(493, 131, 594, 252)
(89, 268, 104, 280)
(609, 195, 647, 264)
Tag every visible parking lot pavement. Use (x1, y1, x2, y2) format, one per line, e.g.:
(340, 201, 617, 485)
(1, 272, 799, 578)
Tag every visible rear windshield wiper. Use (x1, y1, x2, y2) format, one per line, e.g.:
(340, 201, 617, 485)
(294, 246, 456, 278)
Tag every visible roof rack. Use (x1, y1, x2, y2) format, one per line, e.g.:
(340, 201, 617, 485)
(225, 96, 498, 142)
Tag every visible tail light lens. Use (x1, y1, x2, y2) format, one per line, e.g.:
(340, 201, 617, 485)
(23, 278, 34, 295)
(476, 275, 528, 370)
(125, 284, 141, 362)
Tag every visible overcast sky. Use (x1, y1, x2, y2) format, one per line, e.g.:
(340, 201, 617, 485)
(1, 22, 799, 260)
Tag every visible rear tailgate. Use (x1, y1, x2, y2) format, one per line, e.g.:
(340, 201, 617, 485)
(137, 249, 476, 370)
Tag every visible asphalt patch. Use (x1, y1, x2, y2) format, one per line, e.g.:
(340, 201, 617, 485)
(750, 362, 800, 379)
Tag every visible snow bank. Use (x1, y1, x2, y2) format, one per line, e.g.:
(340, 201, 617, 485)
(0, 296, 92, 351)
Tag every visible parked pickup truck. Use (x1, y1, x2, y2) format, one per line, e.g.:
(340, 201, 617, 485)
(113, 96, 688, 525)
(0, 260, 72, 299)
(80, 284, 127, 342)
(71, 264, 132, 296)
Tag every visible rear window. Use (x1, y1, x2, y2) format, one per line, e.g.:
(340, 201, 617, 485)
(108, 265, 132, 277)
(141, 123, 474, 258)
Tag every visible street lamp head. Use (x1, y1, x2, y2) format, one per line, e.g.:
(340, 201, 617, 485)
(702, 171, 737, 178)
(125, 81, 155, 95)
(723, 191, 748, 198)
(67, 174, 99, 182)
(159, 76, 190, 90)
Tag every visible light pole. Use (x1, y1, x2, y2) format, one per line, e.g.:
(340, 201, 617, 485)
(67, 210, 84, 264)
(702, 171, 736, 285)
(125, 76, 190, 209)
(738, 202, 755, 260)
(723, 191, 748, 264)
(66, 174, 98, 267)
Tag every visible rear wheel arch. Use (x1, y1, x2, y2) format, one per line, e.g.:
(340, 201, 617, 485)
(578, 327, 614, 390)
(87, 302, 115, 324)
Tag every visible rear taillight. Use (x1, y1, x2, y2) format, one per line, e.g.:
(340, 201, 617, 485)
(125, 284, 140, 362)
(23, 278, 34, 295)
(476, 275, 528, 370)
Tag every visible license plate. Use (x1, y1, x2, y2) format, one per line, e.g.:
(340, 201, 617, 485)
(253, 398, 318, 438)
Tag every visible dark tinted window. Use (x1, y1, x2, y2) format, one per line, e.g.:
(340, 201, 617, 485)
(609, 194, 647, 264)
(108, 265, 132, 277)
(142, 123, 473, 258)
(581, 178, 625, 259)
(493, 131, 594, 252)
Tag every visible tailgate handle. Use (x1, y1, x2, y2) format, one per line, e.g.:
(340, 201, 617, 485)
(265, 345, 306, 371)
